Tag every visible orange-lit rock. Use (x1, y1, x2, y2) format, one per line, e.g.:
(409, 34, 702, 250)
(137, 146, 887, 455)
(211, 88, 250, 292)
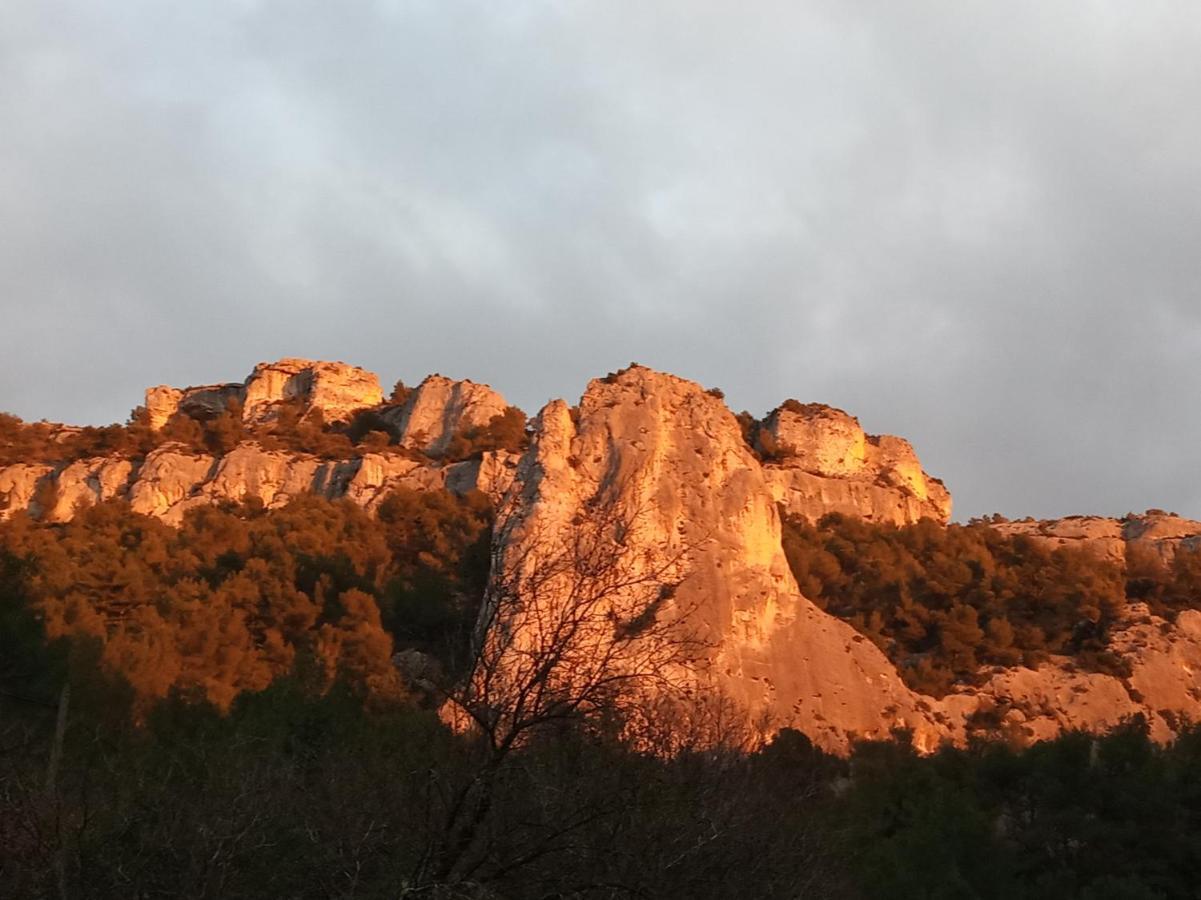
(242, 358, 383, 424)
(758, 402, 951, 525)
(472, 365, 950, 754)
(0, 463, 54, 520)
(381, 374, 509, 455)
(46, 457, 135, 522)
(994, 511, 1201, 563)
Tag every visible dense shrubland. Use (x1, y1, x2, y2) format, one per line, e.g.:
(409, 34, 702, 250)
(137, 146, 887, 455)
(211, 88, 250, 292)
(3, 596, 1199, 897)
(0, 491, 493, 713)
(782, 513, 1201, 696)
(3, 495, 1201, 894)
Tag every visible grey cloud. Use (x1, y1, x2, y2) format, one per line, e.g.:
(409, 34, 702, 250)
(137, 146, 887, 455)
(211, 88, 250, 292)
(2, 1, 1200, 520)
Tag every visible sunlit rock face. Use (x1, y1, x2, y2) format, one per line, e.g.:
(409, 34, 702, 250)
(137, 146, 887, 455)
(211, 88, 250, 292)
(993, 512, 1201, 564)
(241, 358, 384, 424)
(127, 445, 216, 521)
(381, 374, 509, 455)
(939, 602, 1201, 746)
(0, 463, 54, 520)
(758, 402, 951, 525)
(46, 457, 135, 523)
(145, 358, 384, 430)
(477, 365, 949, 754)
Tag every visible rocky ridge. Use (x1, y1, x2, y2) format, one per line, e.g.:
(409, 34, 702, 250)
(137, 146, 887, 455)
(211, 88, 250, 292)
(4, 358, 1200, 753)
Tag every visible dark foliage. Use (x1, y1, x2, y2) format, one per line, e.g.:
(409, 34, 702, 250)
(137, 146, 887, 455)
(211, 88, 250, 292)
(781, 514, 1137, 695)
(0, 490, 494, 712)
(438, 406, 529, 462)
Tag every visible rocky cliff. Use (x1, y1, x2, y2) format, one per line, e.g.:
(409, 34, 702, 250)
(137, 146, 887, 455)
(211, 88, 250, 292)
(993, 512, 1201, 563)
(466, 366, 1201, 753)
(471, 367, 950, 752)
(4, 358, 1199, 754)
(145, 358, 385, 428)
(757, 401, 951, 525)
(1, 359, 519, 524)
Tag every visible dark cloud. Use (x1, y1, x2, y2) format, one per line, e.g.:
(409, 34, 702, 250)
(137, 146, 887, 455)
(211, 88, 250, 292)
(2, 1, 1200, 520)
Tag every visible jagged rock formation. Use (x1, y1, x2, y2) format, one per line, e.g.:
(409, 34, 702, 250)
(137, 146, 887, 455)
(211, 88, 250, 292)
(7, 357, 1201, 755)
(757, 402, 951, 526)
(475, 366, 950, 753)
(380, 374, 509, 455)
(145, 358, 384, 429)
(471, 365, 1201, 754)
(1, 443, 519, 526)
(994, 512, 1201, 563)
(1, 360, 520, 524)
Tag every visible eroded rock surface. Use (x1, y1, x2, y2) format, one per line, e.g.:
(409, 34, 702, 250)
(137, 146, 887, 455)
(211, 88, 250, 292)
(145, 358, 384, 429)
(994, 512, 1201, 563)
(474, 366, 949, 753)
(758, 402, 951, 525)
(381, 374, 509, 455)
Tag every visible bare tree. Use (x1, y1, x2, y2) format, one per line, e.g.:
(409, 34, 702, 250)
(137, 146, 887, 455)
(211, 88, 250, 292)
(408, 495, 708, 890)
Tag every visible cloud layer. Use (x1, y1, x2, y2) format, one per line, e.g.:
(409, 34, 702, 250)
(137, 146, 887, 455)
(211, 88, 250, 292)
(3, 1, 1201, 520)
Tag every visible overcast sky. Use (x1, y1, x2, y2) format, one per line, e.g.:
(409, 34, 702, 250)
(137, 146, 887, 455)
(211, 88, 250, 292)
(2, 2, 1200, 521)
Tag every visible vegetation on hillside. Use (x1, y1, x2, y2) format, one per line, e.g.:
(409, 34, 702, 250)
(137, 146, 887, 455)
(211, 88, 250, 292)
(0, 491, 493, 713)
(2, 491, 1201, 893)
(782, 513, 1201, 696)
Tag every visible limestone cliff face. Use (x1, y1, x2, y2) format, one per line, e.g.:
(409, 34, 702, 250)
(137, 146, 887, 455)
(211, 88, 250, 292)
(241, 358, 384, 424)
(47, 457, 135, 523)
(478, 366, 949, 753)
(145, 358, 384, 429)
(757, 403, 951, 525)
(381, 374, 509, 455)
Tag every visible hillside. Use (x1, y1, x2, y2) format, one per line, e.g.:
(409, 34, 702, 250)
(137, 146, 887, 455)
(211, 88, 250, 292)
(3, 358, 1200, 753)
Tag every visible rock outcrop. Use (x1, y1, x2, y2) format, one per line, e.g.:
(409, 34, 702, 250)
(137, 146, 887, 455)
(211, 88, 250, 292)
(241, 358, 384, 424)
(994, 512, 1201, 564)
(473, 366, 950, 753)
(0, 441, 519, 526)
(0, 463, 54, 519)
(8, 356, 1201, 756)
(46, 457, 135, 523)
(939, 602, 1201, 745)
(381, 374, 509, 455)
(468, 365, 1201, 754)
(145, 358, 384, 429)
(757, 402, 951, 525)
